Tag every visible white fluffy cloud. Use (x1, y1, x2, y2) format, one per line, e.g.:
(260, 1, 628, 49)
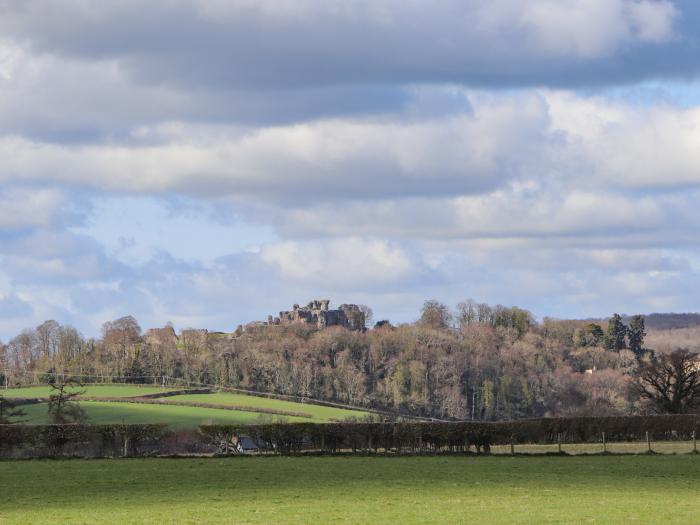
(2, 90, 700, 209)
(260, 238, 418, 289)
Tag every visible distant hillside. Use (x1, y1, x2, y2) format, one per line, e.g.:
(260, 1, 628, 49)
(582, 313, 700, 330)
(624, 313, 700, 330)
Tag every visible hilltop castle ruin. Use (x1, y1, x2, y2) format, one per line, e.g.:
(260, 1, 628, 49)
(268, 300, 365, 331)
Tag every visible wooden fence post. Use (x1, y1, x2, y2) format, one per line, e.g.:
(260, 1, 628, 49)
(602, 432, 606, 453)
(557, 433, 562, 454)
(693, 431, 697, 453)
(510, 435, 515, 456)
(646, 431, 652, 453)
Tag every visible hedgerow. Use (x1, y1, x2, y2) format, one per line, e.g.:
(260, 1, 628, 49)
(197, 415, 700, 455)
(0, 423, 168, 458)
(2, 416, 698, 458)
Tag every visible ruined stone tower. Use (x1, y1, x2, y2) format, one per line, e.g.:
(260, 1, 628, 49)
(274, 300, 365, 331)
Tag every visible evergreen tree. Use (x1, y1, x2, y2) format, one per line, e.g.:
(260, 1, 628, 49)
(627, 315, 647, 359)
(47, 378, 86, 424)
(604, 314, 627, 352)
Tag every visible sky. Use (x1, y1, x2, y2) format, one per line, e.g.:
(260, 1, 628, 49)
(1, 0, 700, 339)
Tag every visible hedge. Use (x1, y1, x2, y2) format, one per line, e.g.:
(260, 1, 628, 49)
(0, 424, 168, 458)
(198, 416, 700, 455)
(2, 416, 699, 458)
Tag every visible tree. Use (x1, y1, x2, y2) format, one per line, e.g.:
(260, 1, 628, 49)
(35, 320, 60, 359)
(419, 300, 451, 330)
(0, 395, 26, 424)
(456, 300, 477, 328)
(359, 305, 374, 327)
(604, 314, 627, 352)
(102, 315, 142, 377)
(627, 315, 646, 359)
(574, 323, 604, 347)
(47, 378, 87, 424)
(633, 349, 700, 414)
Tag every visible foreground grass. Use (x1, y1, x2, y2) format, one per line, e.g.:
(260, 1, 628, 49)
(0, 455, 697, 524)
(20, 402, 308, 428)
(172, 392, 369, 421)
(3, 385, 177, 398)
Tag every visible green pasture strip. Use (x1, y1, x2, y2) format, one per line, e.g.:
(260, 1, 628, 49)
(0, 456, 698, 524)
(2, 385, 178, 399)
(18, 401, 307, 429)
(492, 441, 699, 455)
(170, 391, 370, 421)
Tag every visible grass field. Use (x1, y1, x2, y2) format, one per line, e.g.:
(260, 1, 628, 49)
(19, 401, 310, 428)
(2, 385, 178, 398)
(4, 384, 368, 427)
(491, 441, 700, 455)
(0, 455, 698, 524)
(171, 392, 368, 421)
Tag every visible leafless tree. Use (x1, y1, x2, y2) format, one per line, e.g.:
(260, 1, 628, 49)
(419, 300, 451, 330)
(35, 320, 60, 359)
(633, 348, 700, 414)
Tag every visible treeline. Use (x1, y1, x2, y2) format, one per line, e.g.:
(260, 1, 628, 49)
(0, 300, 691, 420)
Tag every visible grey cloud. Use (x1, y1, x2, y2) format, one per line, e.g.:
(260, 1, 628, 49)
(0, 0, 691, 93)
(0, 230, 127, 285)
(0, 40, 411, 140)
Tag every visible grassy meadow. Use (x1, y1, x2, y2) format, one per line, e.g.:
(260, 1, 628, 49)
(19, 401, 310, 428)
(171, 391, 368, 421)
(0, 455, 698, 524)
(2, 385, 179, 398)
(3, 384, 370, 427)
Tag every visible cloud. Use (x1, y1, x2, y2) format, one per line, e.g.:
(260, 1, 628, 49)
(0, 0, 687, 93)
(0, 187, 66, 230)
(0, 92, 547, 201)
(1, 1, 700, 339)
(3, 90, 700, 207)
(260, 238, 421, 289)
(0, 293, 32, 318)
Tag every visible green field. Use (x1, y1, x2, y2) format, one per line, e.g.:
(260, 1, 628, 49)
(4, 384, 369, 427)
(2, 385, 177, 398)
(491, 441, 699, 455)
(172, 392, 369, 421)
(0, 455, 697, 524)
(19, 401, 310, 428)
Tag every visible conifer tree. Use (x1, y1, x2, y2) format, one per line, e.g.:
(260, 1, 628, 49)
(604, 313, 627, 352)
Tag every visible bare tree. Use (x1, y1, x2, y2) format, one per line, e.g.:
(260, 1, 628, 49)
(633, 348, 700, 414)
(419, 300, 451, 330)
(35, 320, 60, 359)
(456, 300, 477, 328)
(359, 305, 374, 327)
(102, 316, 142, 378)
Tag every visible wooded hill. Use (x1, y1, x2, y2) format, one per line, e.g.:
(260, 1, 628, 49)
(2, 301, 699, 421)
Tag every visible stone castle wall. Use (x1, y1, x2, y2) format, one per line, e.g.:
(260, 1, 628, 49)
(272, 300, 365, 331)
